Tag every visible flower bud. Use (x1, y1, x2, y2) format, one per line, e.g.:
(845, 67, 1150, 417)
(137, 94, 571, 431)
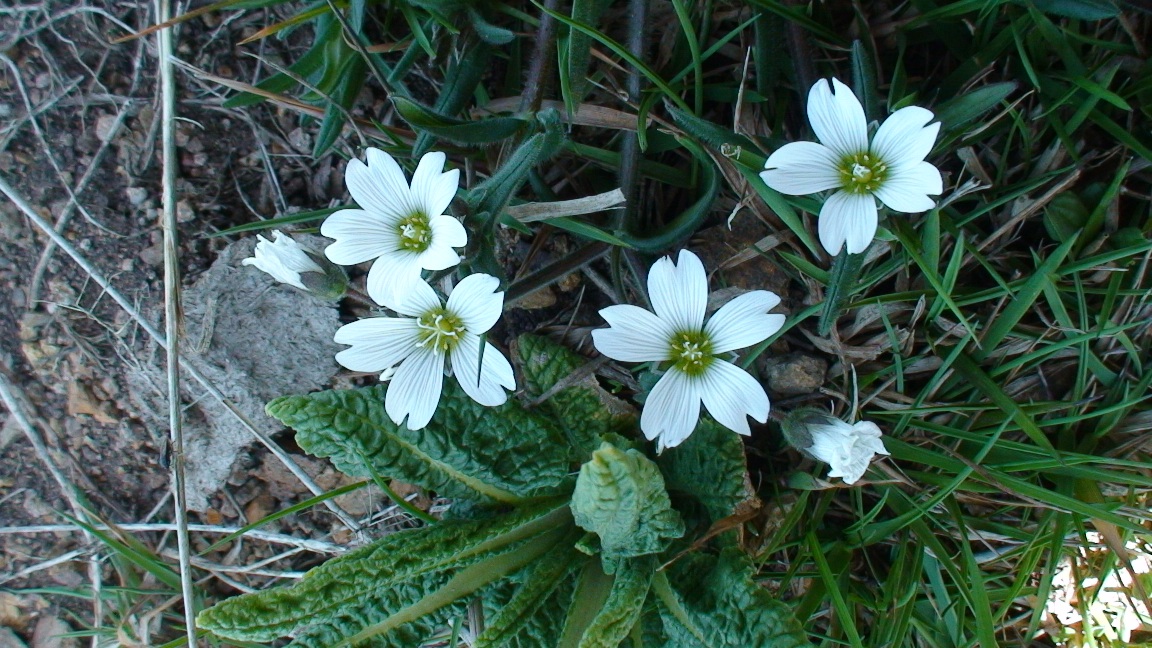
(782, 408, 889, 485)
(243, 230, 347, 300)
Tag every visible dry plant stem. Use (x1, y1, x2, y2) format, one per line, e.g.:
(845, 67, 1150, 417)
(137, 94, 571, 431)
(152, 2, 197, 643)
(0, 523, 345, 554)
(519, 0, 560, 114)
(0, 368, 105, 639)
(617, 0, 647, 230)
(0, 176, 364, 532)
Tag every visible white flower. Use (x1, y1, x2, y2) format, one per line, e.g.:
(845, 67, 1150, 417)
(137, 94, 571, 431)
(760, 78, 943, 256)
(591, 250, 785, 452)
(333, 273, 515, 430)
(242, 230, 324, 290)
(322, 148, 466, 306)
(807, 419, 889, 485)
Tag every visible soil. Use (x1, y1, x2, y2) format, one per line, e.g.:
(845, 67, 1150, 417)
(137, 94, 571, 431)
(0, 1, 810, 645)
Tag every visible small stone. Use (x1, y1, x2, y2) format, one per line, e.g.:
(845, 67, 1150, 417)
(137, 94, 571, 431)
(125, 187, 147, 206)
(0, 628, 28, 648)
(762, 353, 827, 395)
(95, 114, 119, 142)
(176, 200, 195, 223)
(509, 286, 556, 310)
(138, 243, 164, 267)
(31, 615, 77, 648)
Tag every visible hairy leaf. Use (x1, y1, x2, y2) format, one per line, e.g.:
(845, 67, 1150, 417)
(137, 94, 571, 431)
(656, 549, 808, 648)
(267, 382, 570, 503)
(517, 334, 635, 456)
(573, 557, 656, 648)
(475, 533, 585, 648)
(571, 442, 684, 563)
(658, 420, 755, 524)
(199, 502, 571, 646)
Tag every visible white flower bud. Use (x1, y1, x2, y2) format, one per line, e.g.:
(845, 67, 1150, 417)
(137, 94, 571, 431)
(243, 230, 346, 299)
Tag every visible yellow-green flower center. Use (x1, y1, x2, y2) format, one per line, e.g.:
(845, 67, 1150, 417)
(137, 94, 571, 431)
(397, 213, 433, 252)
(416, 308, 465, 353)
(669, 330, 714, 377)
(838, 152, 887, 194)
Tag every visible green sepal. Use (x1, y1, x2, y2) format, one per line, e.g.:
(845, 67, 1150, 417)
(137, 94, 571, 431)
(657, 420, 755, 525)
(198, 502, 572, 646)
(266, 382, 571, 504)
(517, 334, 636, 457)
(654, 549, 809, 648)
(570, 442, 685, 565)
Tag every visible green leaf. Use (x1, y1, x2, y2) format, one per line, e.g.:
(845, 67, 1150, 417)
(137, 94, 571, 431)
(657, 420, 754, 525)
(267, 382, 571, 504)
(934, 81, 1017, 135)
(475, 538, 585, 648)
(394, 96, 525, 145)
(517, 334, 636, 457)
(199, 502, 572, 646)
(1018, 0, 1119, 19)
(560, 557, 656, 648)
(570, 442, 685, 564)
(470, 111, 566, 218)
(654, 549, 808, 648)
(1043, 192, 1089, 244)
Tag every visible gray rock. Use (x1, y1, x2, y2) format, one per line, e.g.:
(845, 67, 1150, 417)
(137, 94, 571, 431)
(125, 237, 341, 510)
(762, 353, 827, 395)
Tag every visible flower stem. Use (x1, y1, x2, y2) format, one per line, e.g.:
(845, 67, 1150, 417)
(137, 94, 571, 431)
(818, 248, 865, 336)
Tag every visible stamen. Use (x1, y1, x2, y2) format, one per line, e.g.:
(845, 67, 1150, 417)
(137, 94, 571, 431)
(838, 152, 887, 194)
(397, 213, 433, 252)
(416, 308, 465, 353)
(668, 330, 714, 376)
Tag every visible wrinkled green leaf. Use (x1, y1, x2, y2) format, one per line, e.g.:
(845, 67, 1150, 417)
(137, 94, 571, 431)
(572, 557, 655, 648)
(517, 334, 635, 456)
(475, 538, 585, 648)
(571, 442, 684, 563)
(267, 382, 570, 504)
(199, 502, 570, 646)
(657, 420, 754, 525)
(656, 549, 808, 648)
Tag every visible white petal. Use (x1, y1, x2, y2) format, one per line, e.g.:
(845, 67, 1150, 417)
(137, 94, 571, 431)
(451, 332, 515, 407)
(592, 305, 674, 362)
(870, 107, 940, 166)
(807, 78, 868, 157)
(387, 275, 442, 317)
(366, 251, 423, 308)
(818, 191, 878, 256)
(705, 291, 786, 353)
(334, 317, 421, 373)
(648, 250, 707, 333)
(416, 218, 466, 272)
(698, 360, 769, 435)
(760, 142, 843, 195)
(410, 152, 460, 218)
(347, 149, 413, 218)
(386, 348, 445, 430)
(430, 214, 467, 248)
(874, 161, 943, 213)
(640, 369, 701, 452)
(321, 209, 399, 265)
(446, 273, 504, 334)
